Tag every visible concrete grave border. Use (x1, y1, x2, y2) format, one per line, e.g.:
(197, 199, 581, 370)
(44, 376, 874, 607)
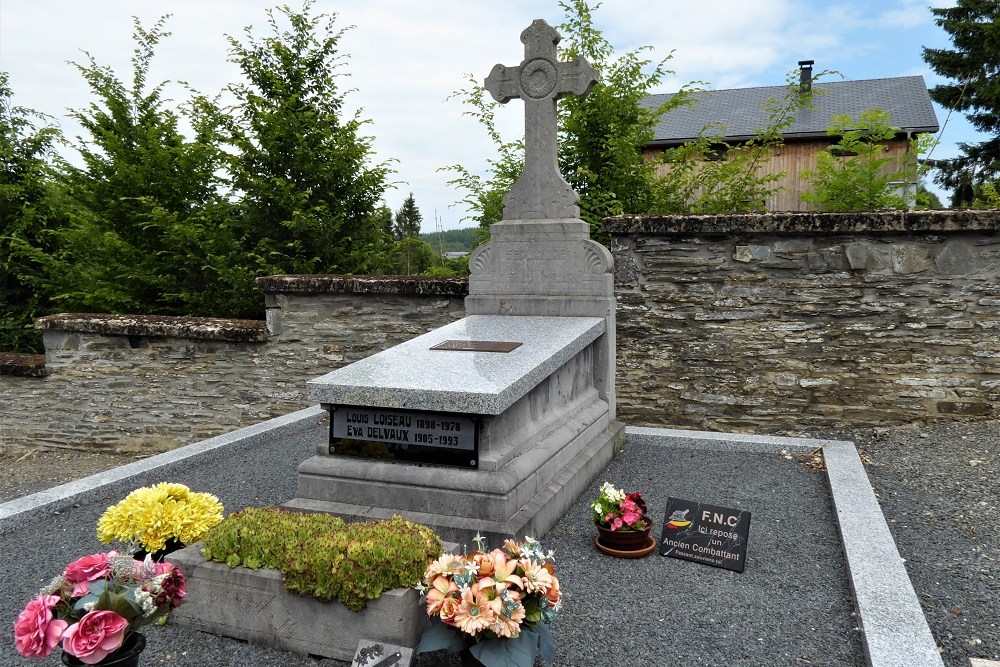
(629, 426, 944, 667)
(1, 415, 944, 666)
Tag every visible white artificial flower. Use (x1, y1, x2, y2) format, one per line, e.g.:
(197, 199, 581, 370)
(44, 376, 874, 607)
(134, 589, 157, 617)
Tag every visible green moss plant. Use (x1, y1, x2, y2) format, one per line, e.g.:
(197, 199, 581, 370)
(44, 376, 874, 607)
(200, 507, 442, 611)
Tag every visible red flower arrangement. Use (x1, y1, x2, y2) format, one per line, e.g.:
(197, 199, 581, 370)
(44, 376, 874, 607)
(590, 482, 648, 531)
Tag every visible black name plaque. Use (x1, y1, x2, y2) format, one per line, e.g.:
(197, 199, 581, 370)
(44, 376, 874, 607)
(328, 405, 479, 468)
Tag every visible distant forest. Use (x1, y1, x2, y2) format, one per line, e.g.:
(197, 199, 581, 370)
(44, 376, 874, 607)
(419, 227, 478, 253)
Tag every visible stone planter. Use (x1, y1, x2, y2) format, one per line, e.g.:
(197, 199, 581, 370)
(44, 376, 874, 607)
(166, 544, 428, 662)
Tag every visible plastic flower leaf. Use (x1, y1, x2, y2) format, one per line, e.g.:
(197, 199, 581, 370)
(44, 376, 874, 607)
(415, 616, 469, 654)
(472, 626, 539, 667)
(72, 578, 108, 612)
(537, 622, 556, 665)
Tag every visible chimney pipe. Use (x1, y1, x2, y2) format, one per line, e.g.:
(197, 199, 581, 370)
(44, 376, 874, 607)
(799, 60, 815, 93)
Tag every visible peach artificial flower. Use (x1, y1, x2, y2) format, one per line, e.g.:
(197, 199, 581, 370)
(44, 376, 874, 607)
(424, 575, 458, 616)
(454, 587, 495, 636)
(519, 559, 554, 594)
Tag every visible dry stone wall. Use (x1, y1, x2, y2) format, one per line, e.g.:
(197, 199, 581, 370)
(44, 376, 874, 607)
(0, 277, 467, 452)
(606, 210, 1000, 432)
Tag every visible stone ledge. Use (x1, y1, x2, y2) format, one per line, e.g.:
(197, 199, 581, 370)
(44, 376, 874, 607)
(603, 209, 1000, 235)
(0, 352, 47, 377)
(255, 274, 469, 296)
(33, 313, 268, 343)
(166, 544, 428, 662)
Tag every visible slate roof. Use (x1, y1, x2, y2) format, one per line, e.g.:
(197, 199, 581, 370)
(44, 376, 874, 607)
(644, 75, 939, 145)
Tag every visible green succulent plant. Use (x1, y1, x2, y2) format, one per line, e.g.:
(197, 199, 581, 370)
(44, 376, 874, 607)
(200, 508, 442, 611)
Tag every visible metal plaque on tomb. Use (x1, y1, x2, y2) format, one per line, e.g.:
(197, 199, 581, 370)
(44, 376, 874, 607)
(328, 405, 479, 469)
(429, 340, 522, 353)
(658, 497, 752, 573)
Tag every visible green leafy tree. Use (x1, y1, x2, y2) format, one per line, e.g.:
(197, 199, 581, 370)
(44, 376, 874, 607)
(370, 204, 394, 238)
(393, 192, 423, 240)
(226, 1, 393, 276)
(972, 181, 1000, 207)
(441, 77, 524, 234)
(555, 0, 691, 238)
(923, 0, 1000, 206)
(390, 192, 425, 275)
(0, 72, 64, 352)
(801, 109, 929, 211)
(40, 18, 251, 317)
(390, 237, 437, 276)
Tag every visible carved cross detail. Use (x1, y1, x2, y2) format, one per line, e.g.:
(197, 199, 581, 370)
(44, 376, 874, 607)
(484, 19, 598, 220)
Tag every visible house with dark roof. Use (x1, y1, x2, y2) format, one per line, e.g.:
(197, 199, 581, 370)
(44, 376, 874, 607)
(642, 62, 940, 211)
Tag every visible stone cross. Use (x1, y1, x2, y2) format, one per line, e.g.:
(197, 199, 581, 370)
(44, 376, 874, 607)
(485, 19, 598, 220)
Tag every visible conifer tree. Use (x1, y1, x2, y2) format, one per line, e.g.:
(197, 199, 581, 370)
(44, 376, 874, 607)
(42, 18, 248, 317)
(923, 0, 1000, 205)
(0, 72, 63, 351)
(393, 193, 423, 240)
(226, 1, 393, 275)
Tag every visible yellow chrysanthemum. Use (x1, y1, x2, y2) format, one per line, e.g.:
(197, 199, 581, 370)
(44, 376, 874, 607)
(96, 482, 224, 552)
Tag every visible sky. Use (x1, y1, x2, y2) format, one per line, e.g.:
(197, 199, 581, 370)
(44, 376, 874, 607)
(0, 0, 974, 231)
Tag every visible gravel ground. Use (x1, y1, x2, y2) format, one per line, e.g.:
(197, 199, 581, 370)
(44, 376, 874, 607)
(1, 420, 997, 667)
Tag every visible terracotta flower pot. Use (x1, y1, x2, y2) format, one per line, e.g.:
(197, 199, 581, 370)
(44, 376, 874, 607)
(62, 632, 145, 667)
(595, 516, 652, 551)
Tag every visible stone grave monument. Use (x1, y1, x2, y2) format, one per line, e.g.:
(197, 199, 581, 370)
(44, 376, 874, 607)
(286, 18, 623, 545)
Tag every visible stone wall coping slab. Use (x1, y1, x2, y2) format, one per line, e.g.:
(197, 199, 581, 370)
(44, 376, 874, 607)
(34, 313, 268, 343)
(603, 209, 1000, 235)
(255, 274, 469, 296)
(0, 352, 46, 377)
(306, 315, 605, 414)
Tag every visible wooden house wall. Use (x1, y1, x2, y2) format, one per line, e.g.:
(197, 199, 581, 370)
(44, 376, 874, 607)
(645, 137, 914, 212)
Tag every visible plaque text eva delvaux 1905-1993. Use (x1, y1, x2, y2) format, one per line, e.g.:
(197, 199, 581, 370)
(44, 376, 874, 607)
(329, 405, 480, 468)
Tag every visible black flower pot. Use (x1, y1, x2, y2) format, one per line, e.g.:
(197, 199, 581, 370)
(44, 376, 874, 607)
(133, 538, 184, 562)
(61, 632, 145, 667)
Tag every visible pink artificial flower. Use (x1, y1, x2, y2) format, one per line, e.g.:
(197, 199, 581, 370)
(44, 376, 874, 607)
(610, 516, 624, 530)
(13, 595, 68, 658)
(622, 509, 642, 526)
(61, 610, 127, 665)
(63, 552, 112, 597)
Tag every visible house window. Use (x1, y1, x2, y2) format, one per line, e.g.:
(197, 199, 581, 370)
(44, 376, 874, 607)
(703, 144, 728, 161)
(829, 144, 858, 157)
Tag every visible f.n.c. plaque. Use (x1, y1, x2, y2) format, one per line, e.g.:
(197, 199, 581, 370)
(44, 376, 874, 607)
(328, 405, 479, 469)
